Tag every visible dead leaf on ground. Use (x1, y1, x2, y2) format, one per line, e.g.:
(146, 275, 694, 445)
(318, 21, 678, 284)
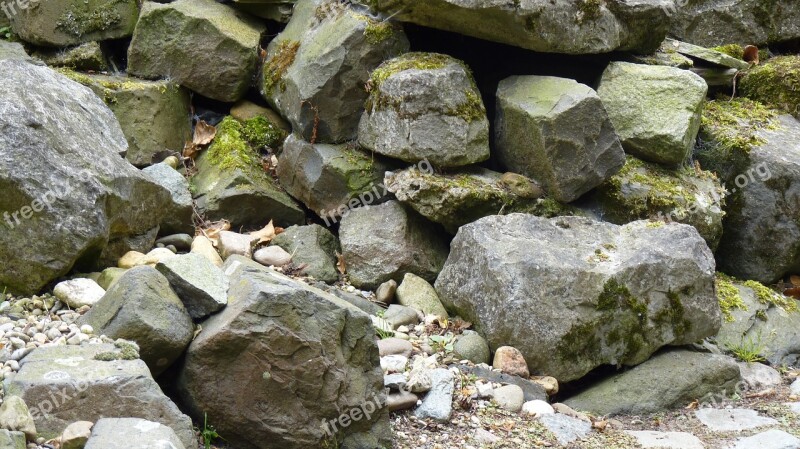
(250, 220, 277, 244)
(743, 45, 760, 65)
(182, 120, 218, 160)
(592, 419, 608, 431)
(336, 251, 346, 275)
(685, 399, 699, 410)
(201, 220, 231, 246)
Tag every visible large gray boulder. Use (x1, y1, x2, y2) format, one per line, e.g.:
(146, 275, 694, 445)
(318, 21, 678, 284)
(697, 99, 800, 283)
(339, 201, 450, 290)
(367, 0, 671, 54)
(79, 266, 194, 376)
(0, 60, 171, 294)
(3, 343, 195, 448)
(597, 62, 708, 166)
(8, 0, 139, 47)
(495, 75, 625, 202)
(85, 418, 186, 449)
(60, 71, 192, 168)
(435, 215, 720, 382)
(260, 0, 408, 143)
(277, 134, 392, 222)
(358, 52, 490, 167)
(128, 0, 265, 102)
(668, 0, 800, 47)
(270, 224, 340, 283)
(178, 262, 390, 449)
(564, 350, 742, 415)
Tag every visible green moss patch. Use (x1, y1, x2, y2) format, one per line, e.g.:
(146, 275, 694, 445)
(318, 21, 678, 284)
(263, 40, 300, 95)
(698, 97, 779, 169)
(715, 272, 797, 321)
(740, 56, 800, 117)
(207, 116, 284, 174)
(56, 0, 127, 37)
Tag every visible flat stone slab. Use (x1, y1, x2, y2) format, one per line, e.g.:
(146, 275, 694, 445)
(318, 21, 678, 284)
(730, 429, 800, 449)
(626, 430, 705, 449)
(85, 418, 186, 449)
(695, 409, 778, 432)
(538, 413, 591, 445)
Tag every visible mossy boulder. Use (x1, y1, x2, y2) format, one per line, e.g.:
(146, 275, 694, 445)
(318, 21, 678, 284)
(740, 56, 800, 118)
(60, 70, 191, 167)
(713, 273, 800, 366)
(366, 0, 670, 54)
(260, 0, 408, 143)
(385, 166, 550, 234)
(697, 98, 800, 283)
(8, 0, 139, 47)
(592, 156, 726, 250)
(597, 62, 708, 166)
(358, 52, 490, 168)
(495, 75, 625, 202)
(32, 42, 108, 71)
(192, 116, 304, 228)
(277, 134, 392, 221)
(128, 0, 265, 102)
(435, 215, 720, 383)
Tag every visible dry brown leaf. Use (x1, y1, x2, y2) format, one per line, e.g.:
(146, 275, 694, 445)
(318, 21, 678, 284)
(182, 141, 200, 160)
(193, 120, 217, 146)
(592, 420, 608, 431)
(784, 287, 800, 299)
(745, 388, 775, 398)
(685, 399, 699, 410)
(202, 220, 231, 246)
(743, 45, 760, 65)
(250, 220, 276, 244)
(336, 251, 347, 275)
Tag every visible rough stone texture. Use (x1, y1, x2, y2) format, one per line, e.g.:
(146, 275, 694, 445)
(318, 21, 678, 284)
(669, 0, 800, 47)
(436, 215, 720, 382)
(626, 430, 705, 449)
(0, 396, 36, 440)
(715, 279, 800, 367)
(178, 262, 390, 449)
(0, 59, 171, 294)
(3, 344, 194, 448)
(591, 156, 726, 250)
(358, 52, 490, 167)
(738, 362, 783, 390)
(32, 42, 109, 71)
(8, 0, 139, 47)
(277, 134, 392, 221)
(695, 408, 778, 432)
(339, 201, 449, 290)
(128, 0, 265, 102)
(63, 72, 192, 167)
(414, 369, 454, 422)
(732, 430, 800, 449)
(385, 167, 543, 234)
(61, 421, 93, 449)
(396, 273, 448, 320)
(564, 350, 741, 415)
(261, 0, 408, 143)
(84, 418, 186, 449)
(141, 163, 194, 235)
(663, 38, 750, 71)
(0, 40, 29, 61)
(697, 104, 800, 283)
(218, 231, 257, 260)
(495, 75, 624, 202)
(79, 266, 194, 376)
(367, 0, 671, 55)
(156, 254, 228, 320)
(597, 62, 708, 166)
(538, 414, 592, 446)
(0, 430, 24, 449)
(493, 346, 530, 378)
(452, 332, 490, 365)
(271, 224, 340, 283)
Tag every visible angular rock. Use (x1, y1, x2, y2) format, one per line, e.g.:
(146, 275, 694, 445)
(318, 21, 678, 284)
(0, 396, 36, 440)
(591, 156, 726, 250)
(495, 75, 624, 202)
(0, 60, 171, 294)
(697, 99, 800, 283)
(61, 72, 192, 167)
(414, 368, 454, 422)
(0, 40, 29, 61)
(277, 134, 391, 221)
(97, 267, 127, 290)
(2, 344, 194, 448)
(192, 117, 304, 228)
(387, 391, 417, 412)
(84, 418, 186, 449)
(565, 350, 741, 415)
(8, 0, 139, 47)
(396, 273, 448, 320)
(359, 52, 490, 167)
(538, 413, 592, 446)
(32, 42, 108, 71)
(128, 0, 265, 102)
(625, 431, 705, 449)
(436, 215, 720, 382)
(385, 166, 543, 233)
(60, 421, 93, 449)
(0, 430, 24, 449)
(662, 38, 750, 71)
(271, 224, 340, 283)
(694, 408, 777, 432)
(156, 254, 228, 320)
(367, 0, 670, 54)
(669, 0, 800, 47)
(141, 163, 194, 235)
(261, 0, 408, 143)
(178, 262, 390, 449)
(740, 56, 800, 119)
(53, 278, 106, 308)
(597, 62, 708, 166)
(383, 304, 420, 330)
(339, 201, 449, 290)
(79, 266, 194, 376)
(738, 362, 783, 390)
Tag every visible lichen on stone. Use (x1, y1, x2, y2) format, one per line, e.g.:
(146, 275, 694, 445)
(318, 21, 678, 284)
(263, 40, 300, 95)
(698, 97, 779, 164)
(56, 0, 127, 37)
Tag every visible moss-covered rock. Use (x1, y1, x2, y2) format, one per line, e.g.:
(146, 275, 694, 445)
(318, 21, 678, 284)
(592, 156, 726, 250)
(32, 42, 108, 71)
(740, 56, 800, 118)
(192, 116, 304, 228)
(696, 98, 800, 283)
(8, 0, 139, 47)
(59, 70, 191, 167)
(359, 52, 489, 168)
(128, 0, 265, 102)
